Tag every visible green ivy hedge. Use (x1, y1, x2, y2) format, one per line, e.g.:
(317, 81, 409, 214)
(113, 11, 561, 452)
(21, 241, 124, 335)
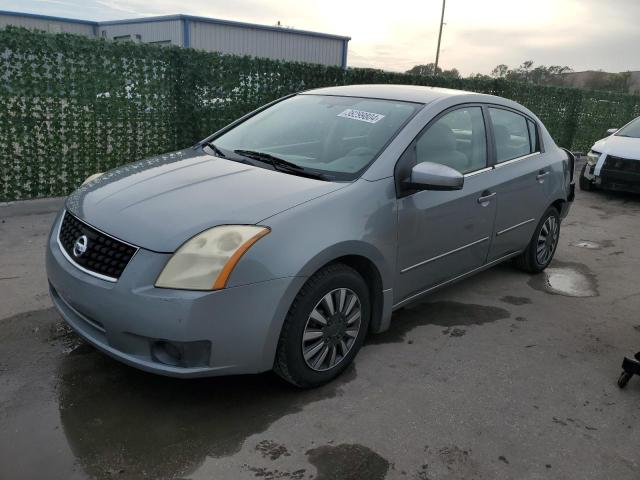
(1, 26, 639, 201)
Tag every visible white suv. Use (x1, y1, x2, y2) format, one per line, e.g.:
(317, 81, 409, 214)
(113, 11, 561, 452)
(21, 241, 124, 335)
(581, 116, 640, 193)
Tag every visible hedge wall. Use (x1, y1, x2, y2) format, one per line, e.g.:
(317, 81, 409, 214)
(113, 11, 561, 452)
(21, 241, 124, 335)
(1, 27, 639, 201)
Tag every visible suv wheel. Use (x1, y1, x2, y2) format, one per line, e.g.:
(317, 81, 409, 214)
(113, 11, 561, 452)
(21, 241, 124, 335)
(514, 206, 560, 273)
(274, 263, 370, 388)
(579, 163, 594, 191)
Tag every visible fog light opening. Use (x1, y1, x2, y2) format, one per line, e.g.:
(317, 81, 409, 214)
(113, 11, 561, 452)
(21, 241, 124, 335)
(151, 340, 211, 368)
(152, 341, 184, 367)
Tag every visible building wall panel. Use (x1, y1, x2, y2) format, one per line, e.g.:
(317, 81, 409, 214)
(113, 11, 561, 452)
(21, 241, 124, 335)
(99, 20, 183, 46)
(0, 14, 95, 36)
(189, 21, 344, 66)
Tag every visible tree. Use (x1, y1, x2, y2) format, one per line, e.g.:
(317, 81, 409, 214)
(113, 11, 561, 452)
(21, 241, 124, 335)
(406, 63, 461, 79)
(491, 64, 509, 79)
(490, 61, 573, 86)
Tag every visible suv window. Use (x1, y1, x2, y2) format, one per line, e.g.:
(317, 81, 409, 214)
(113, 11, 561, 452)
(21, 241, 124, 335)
(489, 108, 537, 162)
(415, 107, 487, 174)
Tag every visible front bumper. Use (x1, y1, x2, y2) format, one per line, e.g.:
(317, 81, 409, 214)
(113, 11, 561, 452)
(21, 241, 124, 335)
(584, 154, 640, 193)
(46, 211, 305, 378)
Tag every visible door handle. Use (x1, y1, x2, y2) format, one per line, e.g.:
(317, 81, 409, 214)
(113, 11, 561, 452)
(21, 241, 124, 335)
(536, 170, 550, 182)
(477, 191, 496, 204)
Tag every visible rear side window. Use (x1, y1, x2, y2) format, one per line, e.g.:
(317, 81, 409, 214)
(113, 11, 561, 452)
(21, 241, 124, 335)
(489, 108, 536, 163)
(527, 119, 539, 152)
(415, 106, 487, 174)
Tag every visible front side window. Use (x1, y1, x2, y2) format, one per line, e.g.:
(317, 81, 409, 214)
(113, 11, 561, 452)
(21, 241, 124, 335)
(414, 106, 487, 174)
(489, 108, 536, 163)
(214, 94, 420, 180)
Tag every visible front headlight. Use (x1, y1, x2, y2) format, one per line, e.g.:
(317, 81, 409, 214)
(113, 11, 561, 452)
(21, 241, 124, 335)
(81, 172, 104, 186)
(155, 225, 270, 290)
(586, 150, 601, 166)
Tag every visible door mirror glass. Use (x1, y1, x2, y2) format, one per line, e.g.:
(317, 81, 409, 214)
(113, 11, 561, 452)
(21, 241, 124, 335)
(409, 161, 464, 191)
(606, 128, 618, 136)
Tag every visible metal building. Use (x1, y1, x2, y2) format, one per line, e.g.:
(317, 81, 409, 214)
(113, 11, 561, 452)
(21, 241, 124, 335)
(0, 10, 350, 67)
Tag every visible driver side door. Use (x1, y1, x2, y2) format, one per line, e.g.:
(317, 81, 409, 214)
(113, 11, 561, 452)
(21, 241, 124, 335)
(394, 105, 498, 304)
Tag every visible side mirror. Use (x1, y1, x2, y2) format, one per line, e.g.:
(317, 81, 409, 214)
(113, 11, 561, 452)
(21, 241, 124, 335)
(606, 128, 618, 136)
(408, 162, 464, 191)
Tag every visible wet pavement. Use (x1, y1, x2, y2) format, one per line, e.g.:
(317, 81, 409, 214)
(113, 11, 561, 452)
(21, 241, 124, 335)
(2, 184, 640, 479)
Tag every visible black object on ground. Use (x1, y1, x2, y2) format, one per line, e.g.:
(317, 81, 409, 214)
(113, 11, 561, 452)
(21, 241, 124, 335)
(617, 352, 640, 389)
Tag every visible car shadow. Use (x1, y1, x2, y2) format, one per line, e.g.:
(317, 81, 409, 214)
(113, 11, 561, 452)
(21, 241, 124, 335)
(57, 345, 356, 479)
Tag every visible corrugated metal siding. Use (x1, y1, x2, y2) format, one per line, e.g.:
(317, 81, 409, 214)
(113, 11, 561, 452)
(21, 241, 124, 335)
(0, 14, 94, 36)
(189, 21, 344, 66)
(100, 20, 183, 46)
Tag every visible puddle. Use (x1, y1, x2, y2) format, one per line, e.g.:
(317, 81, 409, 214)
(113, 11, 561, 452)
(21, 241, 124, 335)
(306, 444, 389, 480)
(0, 307, 356, 480)
(500, 295, 532, 306)
(570, 240, 614, 250)
(528, 261, 598, 298)
(368, 301, 510, 344)
(57, 353, 356, 479)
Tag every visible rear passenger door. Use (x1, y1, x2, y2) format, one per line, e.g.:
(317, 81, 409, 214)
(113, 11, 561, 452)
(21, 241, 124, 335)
(485, 107, 555, 262)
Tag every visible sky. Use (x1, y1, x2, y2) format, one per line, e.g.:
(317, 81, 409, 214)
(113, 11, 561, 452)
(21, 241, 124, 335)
(2, 0, 639, 75)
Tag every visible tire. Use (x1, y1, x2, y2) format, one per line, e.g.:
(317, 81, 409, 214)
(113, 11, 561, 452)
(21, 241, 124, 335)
(579, 163, 594, 191)
(618, 371, 632, 389)
(274, 263, 370, 388)
(514, 206, 560, 273)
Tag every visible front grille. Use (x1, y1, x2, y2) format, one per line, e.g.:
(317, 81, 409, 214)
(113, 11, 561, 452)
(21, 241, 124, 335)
(58, 211, 138, 281)
(602, 155, 640, 173)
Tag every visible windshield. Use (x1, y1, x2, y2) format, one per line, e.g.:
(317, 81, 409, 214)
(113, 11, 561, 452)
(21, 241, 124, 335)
(616, 117, 640, 138)
(213, 94, 421, 180)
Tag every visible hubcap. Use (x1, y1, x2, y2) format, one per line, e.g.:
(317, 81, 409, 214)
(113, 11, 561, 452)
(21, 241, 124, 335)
(536, 215, 559, 265)
(301, 288, 362, 372)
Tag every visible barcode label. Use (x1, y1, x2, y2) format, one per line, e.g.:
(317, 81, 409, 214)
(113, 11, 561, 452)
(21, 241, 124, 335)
(337, 109, 385, 124)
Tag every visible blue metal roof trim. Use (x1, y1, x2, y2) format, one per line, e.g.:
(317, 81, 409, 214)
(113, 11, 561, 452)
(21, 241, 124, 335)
(99, 14, 351, 41)
(341, 38, 349, 69)
(182, 18, 190, 48)
(0, 10, 351, 42)
(0, 9, 97, 26)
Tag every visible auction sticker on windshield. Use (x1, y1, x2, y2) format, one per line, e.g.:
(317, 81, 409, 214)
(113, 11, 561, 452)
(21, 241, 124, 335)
(337, 109, 385, 124)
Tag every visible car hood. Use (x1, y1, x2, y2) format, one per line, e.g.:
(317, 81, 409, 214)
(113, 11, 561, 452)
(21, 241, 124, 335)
(66, 148, 347, 252)
(592, 135, 640, 160)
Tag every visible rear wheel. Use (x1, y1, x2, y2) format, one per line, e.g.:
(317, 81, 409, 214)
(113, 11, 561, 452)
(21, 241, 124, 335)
(579, 163, 594, 191)
(514, 207, 560, 273)
(274, 263, 370, 388)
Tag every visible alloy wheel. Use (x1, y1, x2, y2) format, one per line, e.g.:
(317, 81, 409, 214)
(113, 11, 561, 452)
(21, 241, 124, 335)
(536, 215, 559, 265)
(301, 288, 362, 372)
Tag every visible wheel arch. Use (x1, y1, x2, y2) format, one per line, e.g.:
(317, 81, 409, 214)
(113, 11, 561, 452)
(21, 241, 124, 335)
(292, 242, 392, 335)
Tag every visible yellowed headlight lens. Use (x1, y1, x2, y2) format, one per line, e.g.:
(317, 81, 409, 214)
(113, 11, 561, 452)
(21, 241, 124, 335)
(155, 225, 269, 290)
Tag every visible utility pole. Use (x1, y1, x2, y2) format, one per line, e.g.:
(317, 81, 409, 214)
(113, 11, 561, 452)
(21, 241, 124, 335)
(434, 0, 446, 75)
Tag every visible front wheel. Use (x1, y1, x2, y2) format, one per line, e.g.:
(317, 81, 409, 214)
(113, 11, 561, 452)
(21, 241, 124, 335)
(514, 206, 560, 273)
(579, 163, 594, 191)
(274, 263, 370, 388)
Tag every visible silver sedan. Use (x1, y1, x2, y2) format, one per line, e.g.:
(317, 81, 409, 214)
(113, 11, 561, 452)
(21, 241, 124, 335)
(46, 84, 574, 387)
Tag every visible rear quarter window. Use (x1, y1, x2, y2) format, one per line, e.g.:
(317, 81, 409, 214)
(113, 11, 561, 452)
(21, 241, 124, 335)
(489, 108, 535, 163)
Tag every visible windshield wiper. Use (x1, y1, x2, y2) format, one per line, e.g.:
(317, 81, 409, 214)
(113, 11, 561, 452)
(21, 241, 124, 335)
(201, 140, 227, 158)
(233, 149, 329, 180)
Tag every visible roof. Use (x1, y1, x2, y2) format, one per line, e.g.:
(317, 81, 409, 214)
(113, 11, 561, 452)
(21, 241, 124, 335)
(302, 84, 477, 104)
(0, 10, 350, 42)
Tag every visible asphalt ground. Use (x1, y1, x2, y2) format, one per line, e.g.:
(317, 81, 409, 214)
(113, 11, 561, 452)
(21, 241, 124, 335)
(1, 180, 640, 480)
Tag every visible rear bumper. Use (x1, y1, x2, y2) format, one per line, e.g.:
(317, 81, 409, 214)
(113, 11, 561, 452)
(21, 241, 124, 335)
(46, 211, 305, 378)
(560, 182, 575, 219)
